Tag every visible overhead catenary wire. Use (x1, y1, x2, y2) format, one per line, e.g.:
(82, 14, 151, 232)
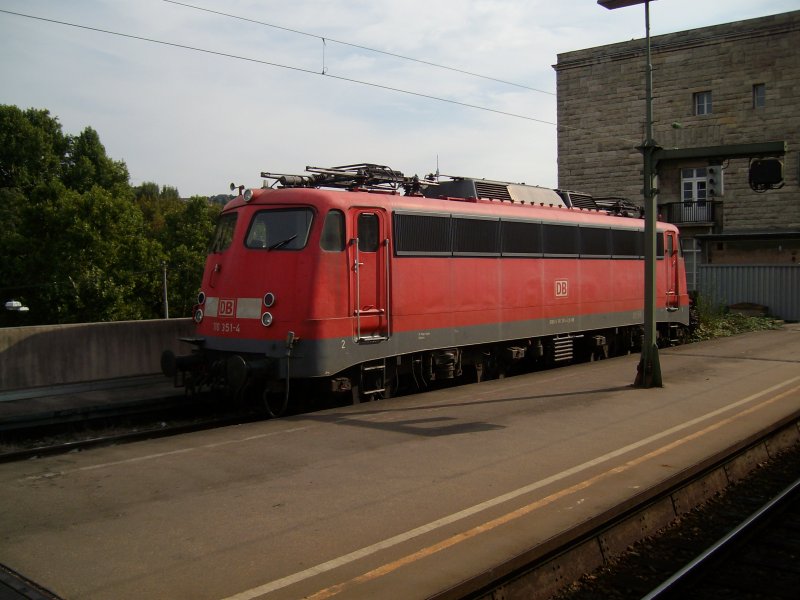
(162, 0, 557, 96)
(0, 8, 642, 145)
(0, 8, 562, 129)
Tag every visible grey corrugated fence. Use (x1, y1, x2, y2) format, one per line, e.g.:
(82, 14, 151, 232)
(698, 265, 800, 321)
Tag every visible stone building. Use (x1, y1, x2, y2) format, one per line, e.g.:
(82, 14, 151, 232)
(553, 10, 800, 295)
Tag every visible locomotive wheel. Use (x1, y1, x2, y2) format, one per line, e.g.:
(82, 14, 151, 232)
(263, 389, 289, 418)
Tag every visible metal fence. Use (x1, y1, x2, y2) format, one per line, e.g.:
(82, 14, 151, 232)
(662, 200, 721, 225)
(698, 264, 800, 321)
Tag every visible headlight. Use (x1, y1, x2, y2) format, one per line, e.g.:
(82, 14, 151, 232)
(261, 312, 273, 327)
(264, 292, 275, 307)
(194, 308, 204, 323)
(197, 291, 206, 305)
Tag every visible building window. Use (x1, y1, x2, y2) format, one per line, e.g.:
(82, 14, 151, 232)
(681, 168, 710, 222)
(693, 91, 712, 115)
(753, 83, 766, 108)
(682, 168, 707, 203)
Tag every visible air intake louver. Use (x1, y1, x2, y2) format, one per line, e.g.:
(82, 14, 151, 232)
(474, 181, 512, 201)
(566, 193, 597, 209)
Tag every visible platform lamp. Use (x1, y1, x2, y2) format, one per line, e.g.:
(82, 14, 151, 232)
(598, 0, 662, 387)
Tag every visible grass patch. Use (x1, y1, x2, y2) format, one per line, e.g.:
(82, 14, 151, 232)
(690, 296, 783, 342)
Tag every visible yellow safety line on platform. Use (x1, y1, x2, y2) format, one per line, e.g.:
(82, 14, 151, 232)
(221, 375, 800, 600)
(304, 381, 800, 600)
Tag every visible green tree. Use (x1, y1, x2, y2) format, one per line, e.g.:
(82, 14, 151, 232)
(132, 183, 219, 317)
(0, 187, 33, 326)
(0, 106, 67, 191)
(161, 196, 219, 316)
(0, 105, 218, 325)
(134, 181, 183, 236)
(15, 182, 163, 323)
(62, 126, 129, 194)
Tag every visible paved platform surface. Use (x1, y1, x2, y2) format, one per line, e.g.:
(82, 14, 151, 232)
(1, 326, 799, 600)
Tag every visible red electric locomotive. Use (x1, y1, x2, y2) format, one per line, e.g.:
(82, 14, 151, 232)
(162, 164, 690, 415)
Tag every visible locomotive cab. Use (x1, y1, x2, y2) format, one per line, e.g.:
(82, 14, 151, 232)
(163, 179, 391, 414)
(163, 188, 326, 410)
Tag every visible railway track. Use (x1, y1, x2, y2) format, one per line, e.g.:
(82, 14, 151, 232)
(0, 344, 641, 463)
(546, 432, 800, 600)
(0, 390, 262, 463)
(0, 376, 369, 462)
(642, 476, 800, 600)
(0, 412, 262, 464)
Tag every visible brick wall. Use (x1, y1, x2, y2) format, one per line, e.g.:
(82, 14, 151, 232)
(554, 11, 800, 234)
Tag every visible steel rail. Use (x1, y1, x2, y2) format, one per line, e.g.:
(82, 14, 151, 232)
(640, 475, 800, 600)
(0, 413, 259, 463)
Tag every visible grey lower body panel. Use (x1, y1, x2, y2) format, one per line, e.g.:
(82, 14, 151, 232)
(202, 306, 689, 379)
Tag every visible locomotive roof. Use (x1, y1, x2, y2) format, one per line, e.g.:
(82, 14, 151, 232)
(221, 163, 662, 229)
(225, 184, 674, 232)
(421, 176, 569, 208)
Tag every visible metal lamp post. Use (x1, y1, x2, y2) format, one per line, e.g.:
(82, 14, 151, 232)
(598, 0, 662, 387)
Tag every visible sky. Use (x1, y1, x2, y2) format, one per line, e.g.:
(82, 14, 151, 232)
(1, 0, 798, 197)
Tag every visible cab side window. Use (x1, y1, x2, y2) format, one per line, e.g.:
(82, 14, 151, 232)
(208, 213, 238, 253)
(358, 213, 379, 252)
(320, 210, 345, 252)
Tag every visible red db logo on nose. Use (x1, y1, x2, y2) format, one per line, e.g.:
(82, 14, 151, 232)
(219, 298, 236, 317)
(555, 280, 569, 297)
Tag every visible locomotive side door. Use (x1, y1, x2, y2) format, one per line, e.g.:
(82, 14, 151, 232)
(665, 231, 680, 311)
(349, 209, 390, 342)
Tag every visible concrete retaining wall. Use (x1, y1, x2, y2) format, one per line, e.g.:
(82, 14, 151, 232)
(0, 319, 194, 391)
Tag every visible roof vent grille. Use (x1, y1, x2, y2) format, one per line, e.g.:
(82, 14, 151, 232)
(474, 181, 512, 201)
(566, 193, 597, 209)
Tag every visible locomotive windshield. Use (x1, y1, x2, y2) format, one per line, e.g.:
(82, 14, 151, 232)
(245, 208, 314, 250)
(208, 213, 238, 253)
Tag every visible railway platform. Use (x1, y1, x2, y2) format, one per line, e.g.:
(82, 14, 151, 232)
(0, 325, 799, 600)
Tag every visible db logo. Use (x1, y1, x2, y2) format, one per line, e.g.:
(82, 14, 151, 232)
(555, 280, 569, 298)
(218, 298, 236, 318)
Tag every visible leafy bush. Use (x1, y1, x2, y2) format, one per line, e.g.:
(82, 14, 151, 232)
(690, 294, 783, 342)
